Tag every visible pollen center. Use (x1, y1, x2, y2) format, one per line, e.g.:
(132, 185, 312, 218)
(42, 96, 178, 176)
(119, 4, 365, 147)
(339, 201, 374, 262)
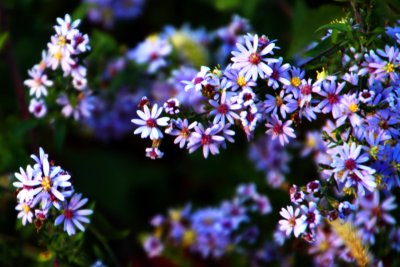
(249, 52, 261, 64)
(53, 51, 63, 61)
(22, 203, 30, 213)
(291, 77, 301, 87)
(348, 103, 358, 113)
(58, 35, 67, 46)
(236, 76, 247, 87)
(41, 176, 51, 191)
(146, 118, 156, 128)
(385, 63, 395, 73)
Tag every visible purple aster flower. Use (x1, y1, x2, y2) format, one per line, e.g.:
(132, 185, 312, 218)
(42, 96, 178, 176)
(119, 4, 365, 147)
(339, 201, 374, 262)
(132, 104, 170, 140)
(54, 193, 93, 236)
(166, 118, 197, 148)
(265, 115, 296, 146)
(13, 165, 40, 202)
(300, 202, 321, 229)
(231, 33, 278, 81)
(266, 57, 291, 89)
(329, 142, 376, 186)
(336, 93, 362, 128)
(145, 147, 164, 160)
(209, 90, 241, 125)
(278, 205, 307, 237)
(16, 201, 34, 226)
(187, 123, 225, 158)
(316, 80, 344, 118)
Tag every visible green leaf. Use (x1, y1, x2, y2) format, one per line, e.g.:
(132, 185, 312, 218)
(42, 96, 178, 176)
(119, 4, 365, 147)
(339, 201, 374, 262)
(288, 0, 344, 57)
(54, 122, 67, 152)
(0, 32, 9, 51)
(214, 0, 241, 10)
(72, 3, 94, 21)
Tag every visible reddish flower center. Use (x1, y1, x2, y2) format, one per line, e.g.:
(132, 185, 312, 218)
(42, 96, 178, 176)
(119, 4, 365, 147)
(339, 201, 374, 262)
(146, 118, 156, 128)
(167, 100, 176, 108)
(362, 92, 371, 98)
(218, 104, 229, 114)
(307, 211, 316, 223)
(345, 158, 356, 170)
(34, 105, 42, 114)
(246, 112, 255, 122)
(243, 93, 253, 101)
(271, 70, 279, 80)
(149, 52, 159, 60)
(301, 84, 312, 95)
(201, 134, 211, 145)
(327, 93, 339, 104)
(272, 123, 283, 135)
(288, 217, 296, 227)
(64, 209, 73, 219)
(194, 77, 204, 84)
(249, 52, 261, 64)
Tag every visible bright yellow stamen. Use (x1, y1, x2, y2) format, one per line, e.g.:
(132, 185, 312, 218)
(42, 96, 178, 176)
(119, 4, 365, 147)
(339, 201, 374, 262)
(182, 229, 196, 247)
(291, 76, 301, 87)
(41, 176, 51, 191)
(22, 203, 30, 213)
(58, 35, 67, 46)
(316, 67, 328, 80)
(53, 51, 63, 61)
(349, 103, 358, 113)
(385, 63, 395, 73)
(236, 76, 247, 87)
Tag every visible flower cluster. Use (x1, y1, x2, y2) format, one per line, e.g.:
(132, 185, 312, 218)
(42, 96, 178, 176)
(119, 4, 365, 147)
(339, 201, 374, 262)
(13, 148, 93, 236)
(24, 14, 93, 121)
(84, 0, 144, 29)
(143, 183, 272, 258)
(131, 17, 400, 265)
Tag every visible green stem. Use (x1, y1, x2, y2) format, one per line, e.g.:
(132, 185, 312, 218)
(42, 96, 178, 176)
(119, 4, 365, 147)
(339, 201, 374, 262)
(88, 225, 121, 267)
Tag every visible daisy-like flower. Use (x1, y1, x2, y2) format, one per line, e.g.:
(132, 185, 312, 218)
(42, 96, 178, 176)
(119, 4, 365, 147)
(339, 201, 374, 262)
(316, 80, 344, 118)
(163, 98, 180, 115)
(24, 67, 53, 98)
(336, 93, 362, 128)
(329, 142, 376, 185)
(57, 93, 94, 121)
(13, 165, 39, 202)
(55, 193, 93, 236)
(265, 115, 296, 146)
(29, 98, 47, 118)
(231, 33, 278, 81)
(263, 90, 292, 119)
(209, 91, 241, 125)
(145, 147, 164, 160)
(279, 205, 307, 237)
(16, 201, 34, 226)
(29, 155, 72, 209)
(183, 66, 211, 92)
(266, 57, 290, 89)
(223, 66, 256, 91)
(300, 202, 321, 229)
(132, 104, 170, 140)
(166, 118, 197, 148)
(356, 191, 397, 230)
(127, 34, 172, 73)
(187, 123, 225, 158)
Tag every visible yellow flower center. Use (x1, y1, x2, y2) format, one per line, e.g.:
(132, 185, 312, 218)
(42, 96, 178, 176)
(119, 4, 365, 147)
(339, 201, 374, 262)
(375, 175, 382, 186)
(53, 51, 63, 61)
(236, 76, 247, 87)
(147, 34, 158, 43)
(348, 103, 358, 113)
(41, 176, 51, 191)
(307, 137, 317, 148)
(22, 203, 30, 213)
(385, 63, 395, 73)
(291, 76, 301, 87)
(58, 35, 67, 46)
(369, 146, 379, 159)
(319, 240, 329, 252)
